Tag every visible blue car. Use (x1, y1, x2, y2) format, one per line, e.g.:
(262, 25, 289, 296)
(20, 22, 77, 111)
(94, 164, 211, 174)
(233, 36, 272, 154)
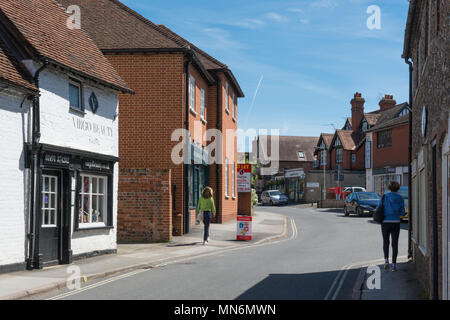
(344, 192, 381, 217)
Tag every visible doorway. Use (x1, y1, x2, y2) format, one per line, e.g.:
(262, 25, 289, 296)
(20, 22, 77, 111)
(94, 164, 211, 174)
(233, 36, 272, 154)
(39, 171, 62, 265)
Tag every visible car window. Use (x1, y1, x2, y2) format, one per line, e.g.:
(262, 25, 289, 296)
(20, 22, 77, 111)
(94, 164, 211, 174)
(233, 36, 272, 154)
(357, 193, 380, 200)
(354, 188, 365, 192)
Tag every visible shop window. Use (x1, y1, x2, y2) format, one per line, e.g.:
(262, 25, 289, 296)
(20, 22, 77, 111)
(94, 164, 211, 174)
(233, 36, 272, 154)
(69, 79, 83, 111)
(377, 129, 392, 149)
(79, 174, 107, 227)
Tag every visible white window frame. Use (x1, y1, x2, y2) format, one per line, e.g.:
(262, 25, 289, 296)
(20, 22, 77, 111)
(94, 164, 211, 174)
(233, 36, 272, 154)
(200, 88, 205, 120)
(225, 157, 229, 197)
(69, 80, 83, 111)
(190, 76, 196, 112)
(41, 175, 58, 228)
(321, 150, 327, 166)
(232, 162, 235, 198)
(231, 93, 235, 118)
(225, 83, 229, 112)
(79, 174, 108, 228)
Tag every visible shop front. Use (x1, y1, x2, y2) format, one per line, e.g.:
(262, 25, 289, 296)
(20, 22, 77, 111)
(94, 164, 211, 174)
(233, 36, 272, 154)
(373, 166, 408, 195)
(28, 144, 117, 268)
(284, 169, 306, 203)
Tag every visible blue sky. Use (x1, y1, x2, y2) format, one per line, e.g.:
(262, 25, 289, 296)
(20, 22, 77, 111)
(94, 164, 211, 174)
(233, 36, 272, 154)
(121, 0, 410, 151)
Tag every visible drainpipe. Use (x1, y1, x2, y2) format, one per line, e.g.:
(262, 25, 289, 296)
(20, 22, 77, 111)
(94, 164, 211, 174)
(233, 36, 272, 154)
(404, 57, 413, 261)
(184, 54, 192, 234)
(27, 59, 49, 270)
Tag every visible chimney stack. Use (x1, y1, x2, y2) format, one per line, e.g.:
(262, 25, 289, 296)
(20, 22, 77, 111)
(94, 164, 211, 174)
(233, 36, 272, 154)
(351, 92, 365, 132)
(379, 94, 397, 111)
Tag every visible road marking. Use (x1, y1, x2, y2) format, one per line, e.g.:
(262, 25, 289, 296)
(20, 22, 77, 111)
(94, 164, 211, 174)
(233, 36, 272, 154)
(47, 215, 297, 300)
(324, 255, 408, 300)
(47, 269, 149, 300)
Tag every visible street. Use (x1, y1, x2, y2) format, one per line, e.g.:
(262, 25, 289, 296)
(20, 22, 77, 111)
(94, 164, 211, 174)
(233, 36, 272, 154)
(40, 206, 408, 300)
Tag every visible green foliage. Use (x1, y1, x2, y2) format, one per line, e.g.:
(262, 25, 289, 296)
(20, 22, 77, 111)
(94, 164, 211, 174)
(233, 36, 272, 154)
(251, 188, 258, 206)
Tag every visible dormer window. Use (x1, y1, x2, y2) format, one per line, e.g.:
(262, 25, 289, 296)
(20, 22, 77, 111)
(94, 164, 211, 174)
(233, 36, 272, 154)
(361, 119, 368, 132)
(298, 151, 305, 159)
(334, 137, 341, 147)
(397, 107, 409, 117)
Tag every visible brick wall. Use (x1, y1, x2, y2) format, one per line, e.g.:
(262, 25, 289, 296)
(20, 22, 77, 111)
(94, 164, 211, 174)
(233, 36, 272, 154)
(118, 168, 172, 243)
(408, 0, 449, 299)
(372, 124, 409, 169)
(106, 53, 185, 236)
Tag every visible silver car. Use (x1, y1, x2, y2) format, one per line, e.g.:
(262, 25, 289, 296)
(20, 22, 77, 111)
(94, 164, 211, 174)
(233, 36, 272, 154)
(261, 190, 289, 206)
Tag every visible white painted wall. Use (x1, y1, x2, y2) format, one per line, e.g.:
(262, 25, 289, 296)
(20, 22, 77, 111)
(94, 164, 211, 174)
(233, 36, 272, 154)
(0, 89, 31, 266)
(38, 68, 119, 256)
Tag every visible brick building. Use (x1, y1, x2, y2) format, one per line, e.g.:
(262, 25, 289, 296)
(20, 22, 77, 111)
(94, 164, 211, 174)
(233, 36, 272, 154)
(0, 0, 131, 271)
(402, 0, 449, 299)
(364, 96, 410, 195)
(253, 135, 319, 203)
(57, 0, 244, 241)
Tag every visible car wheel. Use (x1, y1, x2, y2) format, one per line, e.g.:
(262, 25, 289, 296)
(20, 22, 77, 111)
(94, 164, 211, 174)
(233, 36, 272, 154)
(356, 207, 363, 217)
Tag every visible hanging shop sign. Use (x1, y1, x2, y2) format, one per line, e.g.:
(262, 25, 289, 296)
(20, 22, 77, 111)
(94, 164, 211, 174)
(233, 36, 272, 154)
(237, 164, 251, 193)
(236, 216, 252, 241)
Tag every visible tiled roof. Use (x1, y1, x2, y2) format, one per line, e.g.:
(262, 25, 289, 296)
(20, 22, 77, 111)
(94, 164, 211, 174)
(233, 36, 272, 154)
(368, 103, 409, 132)
(56, 0, 244, 97)
(0, 38, 36, 91)
(56, 0, 181, 50)
(334, 130, 365, 151)
(364, 113, 381, 126)
(258, 135, 319, 162)
(0, 0, 130, 92)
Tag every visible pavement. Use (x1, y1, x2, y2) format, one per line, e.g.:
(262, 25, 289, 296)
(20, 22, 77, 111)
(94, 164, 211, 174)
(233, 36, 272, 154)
(353, 258, 425, 300)
(0, 210, 287, 300)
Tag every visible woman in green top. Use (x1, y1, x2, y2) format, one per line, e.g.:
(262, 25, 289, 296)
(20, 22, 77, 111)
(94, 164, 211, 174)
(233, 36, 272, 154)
(197, 187, 216, 245)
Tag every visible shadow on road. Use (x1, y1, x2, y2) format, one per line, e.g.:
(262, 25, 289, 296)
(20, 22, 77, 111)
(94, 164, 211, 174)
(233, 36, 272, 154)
(235, 269, 360, 300)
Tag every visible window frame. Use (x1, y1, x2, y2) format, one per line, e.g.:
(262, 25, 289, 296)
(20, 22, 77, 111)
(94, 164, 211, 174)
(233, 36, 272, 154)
(200, 88, 205, 120)
(377, 129, 393, 149)
(69, 78, 84, 112)
(189, 76, 196, 113)
(335, 148, 343, 164)
(225, 157, 229, 197)
(225, 83, 229, 112)
(78, 173, 109, 229)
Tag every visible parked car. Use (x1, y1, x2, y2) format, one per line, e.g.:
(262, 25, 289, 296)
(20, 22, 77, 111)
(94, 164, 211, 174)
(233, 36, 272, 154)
(344, 192, 381, 217)
(343, 186, 366, 199)
(384, 186, 409, 221)
(261, 190, 288, 206)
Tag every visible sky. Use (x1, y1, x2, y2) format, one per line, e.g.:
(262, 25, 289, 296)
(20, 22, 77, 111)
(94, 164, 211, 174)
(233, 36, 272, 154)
(121, 0, 411, 151)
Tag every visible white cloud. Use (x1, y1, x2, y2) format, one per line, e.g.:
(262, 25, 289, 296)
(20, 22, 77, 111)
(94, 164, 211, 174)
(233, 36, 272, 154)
(264, 12, 289, 23)
(224, 18, 266, 29)
(310, 0, 338, 9)
(300, 19, 310, 24)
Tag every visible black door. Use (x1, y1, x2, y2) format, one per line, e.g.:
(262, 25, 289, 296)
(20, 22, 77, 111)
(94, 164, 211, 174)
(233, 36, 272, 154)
(39, 171, 62, 265)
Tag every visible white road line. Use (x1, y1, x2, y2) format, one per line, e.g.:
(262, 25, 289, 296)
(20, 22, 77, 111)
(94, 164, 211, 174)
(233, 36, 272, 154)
(324, 255, 408, 300)
(48, 269, 148, 300)
(47, 215, 297, 300)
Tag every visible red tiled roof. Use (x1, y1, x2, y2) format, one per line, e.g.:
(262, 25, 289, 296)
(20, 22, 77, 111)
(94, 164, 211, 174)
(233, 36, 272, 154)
(335, 130, 365, 151)
(0, 0, 130, 92)
(0, 38, 36, 91)
(55, 0, 244, 97)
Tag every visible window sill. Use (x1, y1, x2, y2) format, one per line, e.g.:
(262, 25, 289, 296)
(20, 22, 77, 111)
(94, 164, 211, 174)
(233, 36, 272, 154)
(232, 117, 236, 123)
(232, 196, 236, 200)
(75, 225, 113, 232)
(225, 195, 230, 199)
(189, 108, 198, 116)
(69, 107, 86, 116)
(201, 117, 207, 125)
(225, 109, 230, 115)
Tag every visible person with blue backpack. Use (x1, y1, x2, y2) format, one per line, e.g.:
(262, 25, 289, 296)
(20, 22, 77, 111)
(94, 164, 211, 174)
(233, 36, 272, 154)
(377, 181, 405, 272)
